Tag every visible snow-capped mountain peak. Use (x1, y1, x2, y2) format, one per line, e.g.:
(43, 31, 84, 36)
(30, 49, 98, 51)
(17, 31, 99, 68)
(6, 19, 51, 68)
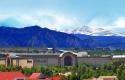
(57, 26, 125, 36)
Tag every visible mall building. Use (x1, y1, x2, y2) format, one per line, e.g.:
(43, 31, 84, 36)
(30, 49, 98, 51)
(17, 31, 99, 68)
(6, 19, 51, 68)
(0, 50, 123, 68)
(16, 51, 111, 67)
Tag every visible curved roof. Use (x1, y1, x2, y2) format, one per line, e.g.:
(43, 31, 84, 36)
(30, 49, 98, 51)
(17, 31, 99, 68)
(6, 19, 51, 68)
(59, 51, 88, 57)
(59, 51, 77, 57)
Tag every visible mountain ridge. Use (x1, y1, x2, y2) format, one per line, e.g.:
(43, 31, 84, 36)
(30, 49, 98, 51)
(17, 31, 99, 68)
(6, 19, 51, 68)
(75, 34, 125, 50)
(0, 26, 94, 48)
(0, 26, 125, 49)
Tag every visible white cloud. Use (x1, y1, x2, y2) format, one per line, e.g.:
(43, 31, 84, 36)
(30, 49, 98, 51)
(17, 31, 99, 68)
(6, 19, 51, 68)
(1, 11, 125, 33)
(113, 17, 125, 28)
(87, 17, 112, 29)
(0, 11, 79, 29)
(32, 11, 79, 29)
(87, 17, 125, 31)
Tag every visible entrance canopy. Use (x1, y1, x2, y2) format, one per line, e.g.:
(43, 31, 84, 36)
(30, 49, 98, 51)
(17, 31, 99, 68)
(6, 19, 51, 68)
(59, 51, 77, 57)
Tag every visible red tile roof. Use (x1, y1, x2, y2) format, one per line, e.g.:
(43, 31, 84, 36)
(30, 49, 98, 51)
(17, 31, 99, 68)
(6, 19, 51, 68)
(49, 75, 61, 80)
(103, 78, 115, 80)
(0, 71, 27, 80)
(29, 73, 46, 80)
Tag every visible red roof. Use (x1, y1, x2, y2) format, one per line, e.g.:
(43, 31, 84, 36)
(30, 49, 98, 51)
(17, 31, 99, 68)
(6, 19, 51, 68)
(103, 78, 115, 80)
(0, 71, 27, 80)
(49, 75, 61, 80)
(29, 73, 45, 80)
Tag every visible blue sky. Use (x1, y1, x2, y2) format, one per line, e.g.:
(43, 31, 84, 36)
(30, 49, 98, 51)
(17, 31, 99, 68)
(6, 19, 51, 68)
(0, 0, 125, 32)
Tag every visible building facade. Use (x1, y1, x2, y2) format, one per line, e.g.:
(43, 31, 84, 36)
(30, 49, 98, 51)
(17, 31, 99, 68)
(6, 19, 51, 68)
(0, 54, 33, 68)
(16, 51, 112, 67)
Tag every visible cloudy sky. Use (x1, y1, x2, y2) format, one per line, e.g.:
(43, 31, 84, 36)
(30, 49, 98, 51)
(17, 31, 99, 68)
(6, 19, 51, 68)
(0, 0, 125, 32)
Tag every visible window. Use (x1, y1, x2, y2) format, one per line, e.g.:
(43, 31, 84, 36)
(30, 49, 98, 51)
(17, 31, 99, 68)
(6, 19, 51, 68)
(27, 59, 32, 63)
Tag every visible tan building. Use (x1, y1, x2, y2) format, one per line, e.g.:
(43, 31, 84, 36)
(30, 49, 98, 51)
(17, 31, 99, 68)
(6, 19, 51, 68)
(0, 54, 33, 68)
(15, 51, 112, 67)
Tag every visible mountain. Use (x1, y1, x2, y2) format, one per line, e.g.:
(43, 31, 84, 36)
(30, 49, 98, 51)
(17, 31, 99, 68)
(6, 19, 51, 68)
(75, 34, 125, 50)
(54, 25, 125, 49)
(59, 26, 124, 36)
(0, 26, 95, 48)
(0, 25, 125, 49)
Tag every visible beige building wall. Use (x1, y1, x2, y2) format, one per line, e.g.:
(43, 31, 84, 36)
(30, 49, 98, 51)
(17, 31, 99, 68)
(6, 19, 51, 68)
(78, 57, 111, 66)
(0, 58, 33, 68)
(0, 59, 6, 65)
(18, 59, 33, 68)
(33, 58, 48, 66)
(12, 59, 17, 65)
(47, 57, 59, 66)
(33, 57, 59, 66)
